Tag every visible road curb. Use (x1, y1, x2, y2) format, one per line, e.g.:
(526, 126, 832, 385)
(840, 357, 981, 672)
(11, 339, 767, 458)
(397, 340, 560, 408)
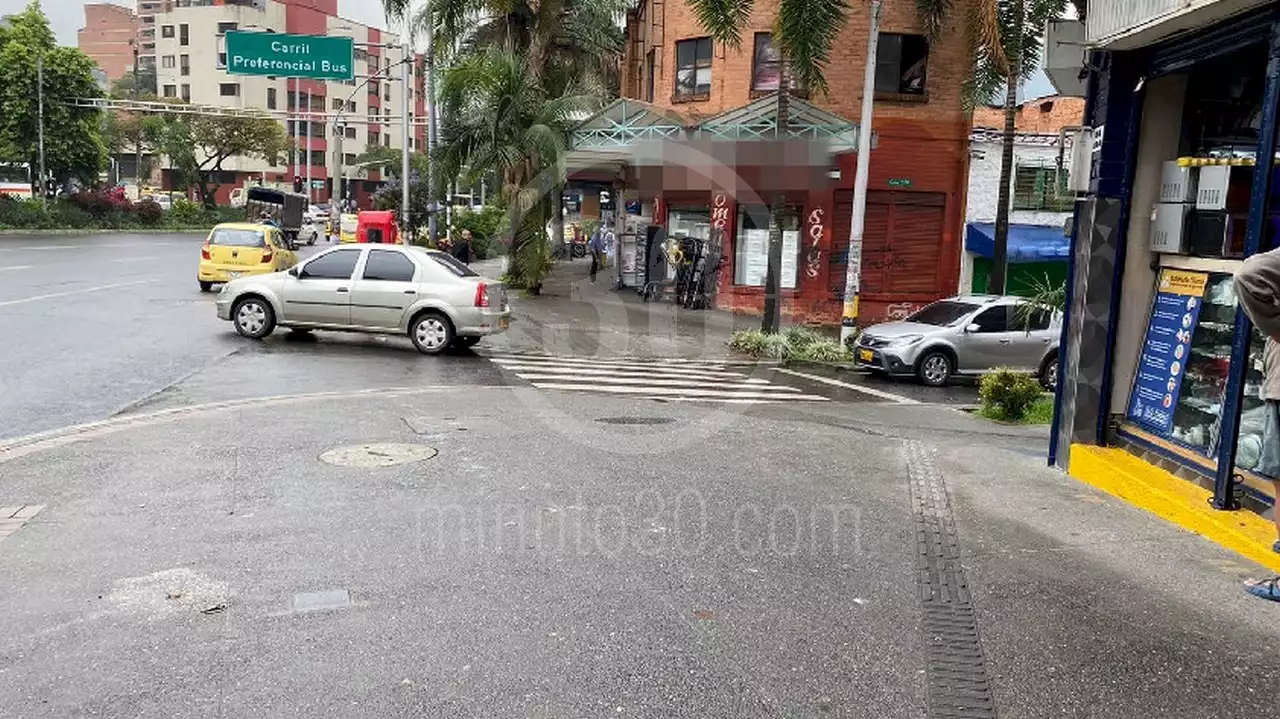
(0, 386, 453, 465)
(0, 229, 210, 237)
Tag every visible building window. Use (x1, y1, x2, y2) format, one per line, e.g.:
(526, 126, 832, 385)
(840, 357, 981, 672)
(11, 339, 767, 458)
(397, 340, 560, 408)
(161, 25, 174, 39)
(217, 22, 238, 35)
(142, 15, 154, 25)
(180, 54, 189, 76)
(162, 84, 177, 98)
(384, 85, 391, 102)
(332, 98, 344, 110)
(219, 83, 239, 97)
(344, 126, 356, 139)
(674, 37, 712, 99)
(161, 55, 175, 69)
(181, 84, 190, 102)
(267, 88, 277, 110)
(311, 151, 325, 167)
(875, 34, 928, 96)
(1013, 166, 1073, 212)
(179, 24, 189, 46)
(645, 49, 655, 103)
(735, 205, 801, 288)
(344, 153, 357, 165)
(751, 33, 783, 91)
(347, 101, 356, 112)
(383, 134, 391, 147)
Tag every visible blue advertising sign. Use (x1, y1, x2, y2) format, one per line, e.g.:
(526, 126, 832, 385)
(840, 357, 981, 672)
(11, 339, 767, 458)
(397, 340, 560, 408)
(1126, 269, 1209, 434)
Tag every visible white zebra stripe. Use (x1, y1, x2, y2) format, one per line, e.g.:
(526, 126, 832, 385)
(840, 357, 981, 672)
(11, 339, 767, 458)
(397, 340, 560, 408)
(524, 383, 829, 401)
(491, 361, 766, 382)
(512, 374, 802, 391)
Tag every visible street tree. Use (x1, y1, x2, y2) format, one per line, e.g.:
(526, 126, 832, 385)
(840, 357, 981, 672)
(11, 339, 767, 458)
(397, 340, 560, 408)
(0, 2, 104, 187)
(969, 0, 1069, 295)
(185, 114, 290, 207)
(436, 47, 591, 290)
(354, 144, 405, 177)
(109, 65, 158, 100)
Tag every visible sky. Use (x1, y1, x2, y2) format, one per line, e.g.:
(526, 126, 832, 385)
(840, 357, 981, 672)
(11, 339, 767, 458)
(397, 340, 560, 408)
(11, 0, 1058, 100)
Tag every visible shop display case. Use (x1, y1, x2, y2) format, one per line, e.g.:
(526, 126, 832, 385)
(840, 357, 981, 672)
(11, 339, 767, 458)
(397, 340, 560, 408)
(1233, 328, 1271, 473)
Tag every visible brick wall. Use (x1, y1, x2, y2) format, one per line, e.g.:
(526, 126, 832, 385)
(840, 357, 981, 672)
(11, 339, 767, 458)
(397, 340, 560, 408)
(972, 95, 1086, 134)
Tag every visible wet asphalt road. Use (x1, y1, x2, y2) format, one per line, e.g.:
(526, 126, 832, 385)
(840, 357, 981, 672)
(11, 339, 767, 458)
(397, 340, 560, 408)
(0, 233, 515, 439)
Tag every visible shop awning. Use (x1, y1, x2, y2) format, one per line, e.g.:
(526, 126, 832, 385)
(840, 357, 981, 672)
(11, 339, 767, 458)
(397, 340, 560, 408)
(965, 222, 1071, 262)
(695, 92, 863, 152)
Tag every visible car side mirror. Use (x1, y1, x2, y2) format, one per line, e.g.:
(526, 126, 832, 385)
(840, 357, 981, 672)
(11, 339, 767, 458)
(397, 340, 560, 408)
(288, 266, 300, 278)
(965, 323, 981, 334)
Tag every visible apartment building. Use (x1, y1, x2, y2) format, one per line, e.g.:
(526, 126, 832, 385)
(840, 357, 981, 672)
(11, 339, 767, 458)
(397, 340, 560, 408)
(612, 0, 980, 323)
(145, 0, 426, 206)
(79, 3, 139, 83)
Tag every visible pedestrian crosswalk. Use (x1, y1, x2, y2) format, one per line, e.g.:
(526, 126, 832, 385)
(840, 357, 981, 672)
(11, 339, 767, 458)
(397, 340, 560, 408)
(485, 353, 830, 404)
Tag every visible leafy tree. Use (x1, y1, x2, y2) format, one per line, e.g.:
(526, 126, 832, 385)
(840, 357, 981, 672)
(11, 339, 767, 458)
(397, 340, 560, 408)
(969, 0, 1068, 295)
(185, 114, 290, 207)
(354, 144, 405, 177)
(109, 64, 158, 99)
(0, 2, 104, 186)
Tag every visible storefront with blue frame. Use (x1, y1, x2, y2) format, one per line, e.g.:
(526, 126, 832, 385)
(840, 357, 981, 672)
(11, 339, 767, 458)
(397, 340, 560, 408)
(1053, 4, 1280, 515)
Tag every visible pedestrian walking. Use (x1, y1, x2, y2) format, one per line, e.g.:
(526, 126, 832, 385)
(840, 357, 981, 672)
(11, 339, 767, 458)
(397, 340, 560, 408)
(454, 229, 473, 265)
(1234, 248, 1280, 602)
(588, 225, 606, 283)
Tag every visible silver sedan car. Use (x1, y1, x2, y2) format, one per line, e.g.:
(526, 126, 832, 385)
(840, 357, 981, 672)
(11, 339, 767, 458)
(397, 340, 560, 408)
(854, 295, 1060, 388)
(215, 244, 510, 354)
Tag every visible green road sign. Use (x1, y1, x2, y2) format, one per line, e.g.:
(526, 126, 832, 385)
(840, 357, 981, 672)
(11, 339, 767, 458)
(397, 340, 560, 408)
(887, 178, 912, 188)
(225, 31, 354, 81)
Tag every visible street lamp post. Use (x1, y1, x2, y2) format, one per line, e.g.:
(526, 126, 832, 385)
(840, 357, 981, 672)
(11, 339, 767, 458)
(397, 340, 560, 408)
(402, 41, 411, 236)
(36, 54, 45, 207)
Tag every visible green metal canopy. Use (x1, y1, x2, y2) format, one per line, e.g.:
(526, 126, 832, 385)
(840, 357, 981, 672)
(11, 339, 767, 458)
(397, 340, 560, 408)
(694, 92, 862, 151)
(569, 98, 692, 150)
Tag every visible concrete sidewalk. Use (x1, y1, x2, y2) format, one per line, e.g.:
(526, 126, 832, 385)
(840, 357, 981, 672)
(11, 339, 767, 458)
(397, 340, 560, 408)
(476, 256, 758, 358)
(2, 385, 1279, 717)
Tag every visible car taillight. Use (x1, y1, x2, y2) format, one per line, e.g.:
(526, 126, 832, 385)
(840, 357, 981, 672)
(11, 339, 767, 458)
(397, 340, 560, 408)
(201, 242, 211, 260)
(474, 282, 489, 308)
(261, 248, 273, 263)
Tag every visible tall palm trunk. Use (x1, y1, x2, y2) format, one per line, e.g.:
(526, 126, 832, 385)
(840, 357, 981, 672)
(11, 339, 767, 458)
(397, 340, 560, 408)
(990, 0, 1024, 296)
(762, 65, 791, 333)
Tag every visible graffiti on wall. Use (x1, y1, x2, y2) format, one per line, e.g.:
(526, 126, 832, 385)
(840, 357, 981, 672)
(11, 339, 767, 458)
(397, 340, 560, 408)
(886, 302, 920, 320)
(711, 192, 730, 235)
(805, 207, 824, 279)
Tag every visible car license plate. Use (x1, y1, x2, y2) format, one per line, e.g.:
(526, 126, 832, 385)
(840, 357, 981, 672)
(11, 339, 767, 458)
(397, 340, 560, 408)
(499, 316, 509, 330)
(228, 272, 243, 279)
(858, 348, 874, 362)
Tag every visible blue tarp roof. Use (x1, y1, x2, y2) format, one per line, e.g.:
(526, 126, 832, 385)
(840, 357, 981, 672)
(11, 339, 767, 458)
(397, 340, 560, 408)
(965, 222, 1070, 263)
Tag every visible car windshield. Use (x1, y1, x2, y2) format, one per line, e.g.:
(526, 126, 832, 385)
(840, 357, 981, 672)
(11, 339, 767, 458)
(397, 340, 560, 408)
(906, 300, 981, 326)
(209, 228, 265, 248)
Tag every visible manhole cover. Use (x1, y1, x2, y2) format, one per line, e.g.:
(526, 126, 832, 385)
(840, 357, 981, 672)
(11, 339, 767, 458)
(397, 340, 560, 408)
(596, 417, 676, 426)
(319, 443, 438, 467)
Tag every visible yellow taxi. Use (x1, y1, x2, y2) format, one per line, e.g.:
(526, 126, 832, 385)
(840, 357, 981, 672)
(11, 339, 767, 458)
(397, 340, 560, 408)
(197, 222, 298, 292)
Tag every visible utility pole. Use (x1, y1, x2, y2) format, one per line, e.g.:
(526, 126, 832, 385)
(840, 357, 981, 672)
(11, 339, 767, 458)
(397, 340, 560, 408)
(840, 0, 881, 347)
(402, 41, 411, 237)
(306, 89, 313, 204)
(37, 55, 46, 207)
(133, 41, 142, 190)
(425, 11, 438, 243)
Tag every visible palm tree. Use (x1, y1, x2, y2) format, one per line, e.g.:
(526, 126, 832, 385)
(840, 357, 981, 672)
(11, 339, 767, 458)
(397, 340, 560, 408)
(688, 0, 850, 333)
(435, 46, 592, 290)
(969, 0, 1068, 295)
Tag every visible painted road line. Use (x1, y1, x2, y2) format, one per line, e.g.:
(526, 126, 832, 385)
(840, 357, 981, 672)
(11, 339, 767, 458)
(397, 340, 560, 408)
(0, 279, 159, 309)
(512, 374, 800, 391)
(0, 265, 33, 272)
(487, 353, 764, 366)
(775, 368, 920, 404)
(110, 255, 160, 263)
(528, 383, 829, 401)
(490, 361, 764, 382)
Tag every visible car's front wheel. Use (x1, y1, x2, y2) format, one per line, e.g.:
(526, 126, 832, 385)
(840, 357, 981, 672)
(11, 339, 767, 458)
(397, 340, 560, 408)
(233, 297, 276, 340)
(410, 311, 454, 355)
(915, 350, 953, 387)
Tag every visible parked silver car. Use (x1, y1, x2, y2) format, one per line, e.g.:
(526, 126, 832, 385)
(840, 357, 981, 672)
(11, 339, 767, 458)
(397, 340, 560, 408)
(854, 295, 1060, 388)
(215, 244, 510, 354)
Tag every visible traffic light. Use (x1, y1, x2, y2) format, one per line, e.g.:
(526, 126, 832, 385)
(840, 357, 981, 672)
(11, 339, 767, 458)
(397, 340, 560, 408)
(293, 175, 303, 193)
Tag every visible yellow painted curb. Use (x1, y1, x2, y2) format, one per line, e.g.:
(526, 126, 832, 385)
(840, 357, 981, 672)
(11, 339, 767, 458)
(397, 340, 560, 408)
(1069, 444, 1280, 573)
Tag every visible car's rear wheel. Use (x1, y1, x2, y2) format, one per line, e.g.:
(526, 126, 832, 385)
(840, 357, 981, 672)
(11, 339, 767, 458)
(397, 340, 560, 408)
(233, 297, 276, 340)
(410, 311, 454, 355)
(915, 350, 953, 387)
(1040, 355, 1059, 391)
(198, 281, 213, 293)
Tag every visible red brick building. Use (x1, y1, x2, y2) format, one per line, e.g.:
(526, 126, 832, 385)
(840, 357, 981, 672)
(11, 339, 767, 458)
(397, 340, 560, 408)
(607, 0, 978, 324)
(78, 3, 139, 84)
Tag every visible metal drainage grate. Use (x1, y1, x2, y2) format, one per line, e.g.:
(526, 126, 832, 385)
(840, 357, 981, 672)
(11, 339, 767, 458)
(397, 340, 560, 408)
(596, 417, 676, 426)
(904, 439, 998, 719)
(319, 443, 438, 468)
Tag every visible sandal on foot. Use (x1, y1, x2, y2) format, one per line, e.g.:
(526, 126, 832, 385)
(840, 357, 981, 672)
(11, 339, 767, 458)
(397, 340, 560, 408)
(1245, 576, 1280, 602)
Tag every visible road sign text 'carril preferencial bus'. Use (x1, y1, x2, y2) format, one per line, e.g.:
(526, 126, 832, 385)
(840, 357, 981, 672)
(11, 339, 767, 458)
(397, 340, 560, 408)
(224, 31, 354, 81)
